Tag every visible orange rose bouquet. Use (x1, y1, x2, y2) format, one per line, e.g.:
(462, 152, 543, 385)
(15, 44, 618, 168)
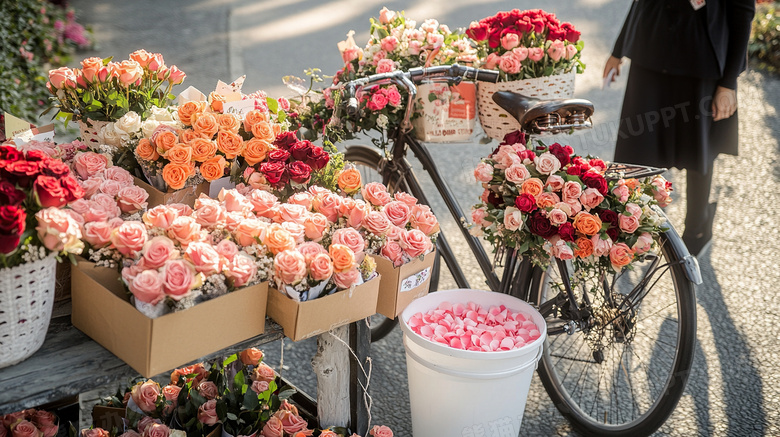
(470, 132, 672, 273)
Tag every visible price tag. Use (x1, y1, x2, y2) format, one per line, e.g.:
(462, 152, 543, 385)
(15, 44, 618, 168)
(690, 0, 705, 10)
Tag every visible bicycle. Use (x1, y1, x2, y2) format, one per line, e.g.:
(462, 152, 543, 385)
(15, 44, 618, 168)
(329, 64, 702, 436)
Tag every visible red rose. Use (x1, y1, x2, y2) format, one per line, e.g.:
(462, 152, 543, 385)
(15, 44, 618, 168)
(289, 140, 312, 161)
(34, 175, 68, 208)
(0, 205, 26, 254)
(260, 161, 288, 186)
(546, 26, 566, 41)
(0, 181, 25, 206)
(287, 161, 312, 184)
(273, 131, 298, 150)
(514, 193, 537, 213)
(589, 158, 606, 170)
(582, 171, 609, 195)
(561, 23, 581, 42)
(548, 143, 571, 166)
(566, 164, 586, 177)
(607, 227, 619, 242)
(466, 22, 489, 41)
(501, 130, 526, 146)
(268, 149, 291, 162)
(60, 176, 85, 202)
(518, 150, 536, 162)
(306, 146, 330, 170)
(24, 150, 49, 162)
(0, 144, 23, 161)
(4, 160, 41, 187)
(532, 18, 546, 33)
(597, 209, 619, 228)
(528, 211, 557, 238)
(486, 190, 503, 208)
(516, 17, 533, 34)
(41, 159, 71, 177)
(558, 222, 576, 242)
(488, 28, 502, 49)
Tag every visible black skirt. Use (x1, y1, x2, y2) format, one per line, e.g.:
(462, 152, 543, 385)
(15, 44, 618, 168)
(613, 64, 739, 174)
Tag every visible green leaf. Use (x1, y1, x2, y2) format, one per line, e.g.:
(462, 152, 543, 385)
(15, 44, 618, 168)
(266, 97, 279, 114)
(277, 387, 296, 401)
(227, 412, 238, 421)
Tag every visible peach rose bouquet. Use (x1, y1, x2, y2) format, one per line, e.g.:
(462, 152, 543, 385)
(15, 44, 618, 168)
(470, 131, 672, 274)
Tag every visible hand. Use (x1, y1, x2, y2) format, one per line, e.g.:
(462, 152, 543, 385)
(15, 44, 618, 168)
(712, 86, 737, 121)
(603, 56, 622, 82)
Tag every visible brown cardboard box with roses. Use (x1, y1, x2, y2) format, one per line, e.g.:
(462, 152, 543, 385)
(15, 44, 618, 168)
(373, 249, 436, 319)
(71, 260, 268, 378)
(134, 177, 209, 209)
(266, 275, 381, 341)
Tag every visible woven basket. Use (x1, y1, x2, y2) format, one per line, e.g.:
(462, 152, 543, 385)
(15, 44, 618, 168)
(0, 255, 57, 368)
(77, 118, 110, 146)
(477, 71, 576, 141)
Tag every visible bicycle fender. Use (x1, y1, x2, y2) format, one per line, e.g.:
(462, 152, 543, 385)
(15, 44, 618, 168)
(655, 208, 703, 285)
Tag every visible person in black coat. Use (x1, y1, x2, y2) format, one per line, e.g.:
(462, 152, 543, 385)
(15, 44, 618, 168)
(603, 0, 755, 256)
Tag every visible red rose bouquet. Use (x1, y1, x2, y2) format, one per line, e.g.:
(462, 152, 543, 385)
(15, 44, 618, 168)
(470, 133, 672, 273)
(467, 9, 585, 80)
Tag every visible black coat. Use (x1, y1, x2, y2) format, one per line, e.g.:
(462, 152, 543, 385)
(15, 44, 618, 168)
(612, 0, 755, 89)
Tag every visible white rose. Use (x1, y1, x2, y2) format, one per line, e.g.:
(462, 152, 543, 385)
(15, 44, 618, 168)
(141, 119, 161, 138)
(406, 20, 416, 29)
(376, 114, 389, 129)
(149, 105, 175, 121)
(114, 111, 142, 135)
(99, 123, 124, 147)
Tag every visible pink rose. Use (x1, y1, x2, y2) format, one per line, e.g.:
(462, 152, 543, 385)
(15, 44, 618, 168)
(548, 208, 569, 226)
(612, 184, 630, 203)
(512, 47, 529, 62)
(370, 425, 393, 437)
(338, 197, 357, 218)
(276, 203, 308, 225)
(381, 240, 405, 267)
(498, 54, 522, 75)
(251, 380, 270, 394)
(333, 268, 361, 289)
(579, 188, 605, 211)
(545, 174, 565, 191)
(73, 152, 108, 180)
(533, 152, 561, 175)
(393, 192, 418, 207)
(161, 259, 195, 300)
(274, 410, 310, 435)
(253, 362, 276, 383)
(261, 416, 283, 437)
(193, 202, 226, 228)
(376, 58, 395, 74)
(504, 164, 530, 184)
(485, 52, 501, 69)
(288, 192, 313, 210)
(625, 202, 643, 218)
(565, 198, 582, 216)
(103, 166, 135, 186)
(346, 199, 371, 229)
(83, 206, 109, 224)
(167, 216, 203, 247)
(10, 420, 42, 437)
(216, 239, 239, 261)
(224, 211, 248, 232)
(410, 204, 439, 236)
(90, 193, 121, 218)
(233, 218, 267, 247)
(618, 213, 640, 234)
(408, 40, 423, 56)
(197, 380, 218, 400)
(312, 192, 342, 222)
(81, 429, 110, 437)
(547, 40, 566, 62)
(219, 189, 252, 214)
(197, 400, 218, 426)
(385, 225, 404, 241)
(99, 179, 123, 197)
(111, 221, 148, 256)
(143, 423, 170, 437)
(83, 221, 113, 248)
(492, 145, 520, 170)
(274, 250, 307, 285)
(309, 253, 334, 282)
(361, 182, 391, 207)
(168, 203, 193, 217)
(143, 205, 180, 229)
(131, 380, 160, 413)
(186, 242, 222, 275)
(296, 241, 328, 264)
(281, 222, 306, 244)
(137, 417, 160, 434)
(399, 229, 432, 258)
(248, 189, 279, 218)
(225, 253, 257, 288)
(501, 33, 520, 51)
(32, 410, 58, 437)
(562, 181, 582, 201)
(528, 47, 545, 62)
(565, 44, 578, 60)
(363, 210, 391, 235)
(473, 162, 493, 183)
(591, 234, 613, 257)
(128, 270, 164, 304)
(536, 192, 561, 209)
(610, 242, 635, 269)
(117, 186, 149, 214)
(633, 232, 654, 255)
(331, 227, 366, 255)
(69, 198, 91, 215)
(381, 201, 411, 228)
(303, 213, 329, 241)
(386, 86, 402, 107)
(378, 6, 396, 24)
(471, 207, 488, 227)
(503, 207, 523, 231)
(141, 236, 179, 269)
(161, 384, 181, 415)
(118, 432, 141, 437)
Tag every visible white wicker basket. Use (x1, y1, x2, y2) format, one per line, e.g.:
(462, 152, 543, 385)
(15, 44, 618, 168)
(477, 71, 576, 141)
(0, 255, 57, 368)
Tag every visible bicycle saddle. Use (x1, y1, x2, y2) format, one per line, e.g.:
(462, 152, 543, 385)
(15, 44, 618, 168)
(491, 91, 594, 134)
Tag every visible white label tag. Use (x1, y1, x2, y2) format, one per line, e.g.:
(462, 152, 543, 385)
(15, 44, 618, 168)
(400, 267, 431, 293)
(690, 0, 705, 10)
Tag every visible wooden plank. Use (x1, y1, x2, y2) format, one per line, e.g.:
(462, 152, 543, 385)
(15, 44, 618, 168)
(312, 325, 351, 428)
(350, 320, 371, 436)
(0, 316, 284, 415)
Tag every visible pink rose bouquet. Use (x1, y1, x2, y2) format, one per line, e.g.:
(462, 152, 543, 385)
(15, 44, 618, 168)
(0, 408, 59, 437)
(467, 9, 584, 80)
(470, 131, 672, 273)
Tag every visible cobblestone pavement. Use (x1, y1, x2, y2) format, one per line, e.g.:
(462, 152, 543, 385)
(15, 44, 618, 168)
(68, 0, 779, 435)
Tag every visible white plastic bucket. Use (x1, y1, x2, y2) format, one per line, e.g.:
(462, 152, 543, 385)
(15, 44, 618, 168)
(400, 289, 547, 437)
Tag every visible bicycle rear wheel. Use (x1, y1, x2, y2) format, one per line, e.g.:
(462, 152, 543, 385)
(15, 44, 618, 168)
(344, 145, 441, 342)
(530, 232, 696, 436)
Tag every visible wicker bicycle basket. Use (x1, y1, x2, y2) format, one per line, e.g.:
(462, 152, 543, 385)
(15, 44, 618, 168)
(0, 255, 57, 368)
(477, 71, 576, 141)
(77, 118, 110, 146)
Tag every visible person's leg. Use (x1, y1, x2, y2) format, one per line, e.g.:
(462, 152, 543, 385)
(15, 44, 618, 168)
(682, 163, 715, 256)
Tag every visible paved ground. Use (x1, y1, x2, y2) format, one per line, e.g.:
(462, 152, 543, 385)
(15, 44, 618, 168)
(68, 0, 779, 435)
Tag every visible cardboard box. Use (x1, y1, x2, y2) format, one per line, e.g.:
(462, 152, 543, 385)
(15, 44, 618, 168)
(91, 406, 126, 431)
(71, 261, 268, 378)
(373, 250, 436, 319)
(134, 177, 210, 208)
(267, 275, 381, 341)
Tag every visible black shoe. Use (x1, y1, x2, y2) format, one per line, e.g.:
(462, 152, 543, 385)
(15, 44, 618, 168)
(682, 203, 716, 257)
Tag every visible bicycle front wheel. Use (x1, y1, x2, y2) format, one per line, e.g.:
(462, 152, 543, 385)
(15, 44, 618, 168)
(530, 232, 696, 436)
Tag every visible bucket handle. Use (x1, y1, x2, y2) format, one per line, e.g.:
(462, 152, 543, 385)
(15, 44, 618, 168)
(405, 345, 544, 380)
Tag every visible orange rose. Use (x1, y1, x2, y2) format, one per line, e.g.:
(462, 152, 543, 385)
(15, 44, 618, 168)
(190, 137, 218, 162)
(624, 178, 640, 190)
(216, 113, 241, 133)
(573, 212, 603, 236)
(192, 113, 219, 138)
(136, 138, 159, 161)
(329, 244, 357, 273)
(216, 130, 244, 159)
(262, 223, 296, 255)
(337, 168, 362, 194)
(521, 177, 544, 197)
(200, 156, 226, 182)
(155, 130, 178, 154)
(162, 163, 190, 190)
(242, 138, 271, 166)
(179, 128, 206, 144)
(243, 109, 269, 133)
(208, 91, 225, 112)
(251, 120, 275, 142)
(178, 101, 207, 126)
(271, 123, 282, 137)
(609, 242, 635, 268)
(573, 237, 594, 258)
(166, 144, 192, 165)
